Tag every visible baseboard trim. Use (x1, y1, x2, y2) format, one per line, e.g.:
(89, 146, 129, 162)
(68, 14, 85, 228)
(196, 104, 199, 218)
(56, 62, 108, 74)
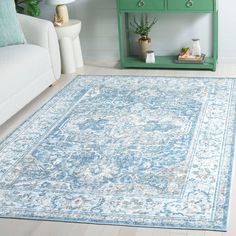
(218, 57, 236, 64)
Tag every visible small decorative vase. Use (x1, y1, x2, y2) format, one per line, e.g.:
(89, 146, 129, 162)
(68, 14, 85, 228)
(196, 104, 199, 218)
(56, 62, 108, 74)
(146, 50, 155, 63)
(139, 35, 151, 60)
(191, 39, 201, 56)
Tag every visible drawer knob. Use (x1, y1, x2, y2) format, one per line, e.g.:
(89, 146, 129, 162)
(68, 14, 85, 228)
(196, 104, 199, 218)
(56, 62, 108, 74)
(186, 0, 193, 7)
(137, 0, 145, 7)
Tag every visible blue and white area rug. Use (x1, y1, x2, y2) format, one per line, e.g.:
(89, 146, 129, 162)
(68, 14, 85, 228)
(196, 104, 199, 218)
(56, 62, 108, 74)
(0, 75, 235, 231)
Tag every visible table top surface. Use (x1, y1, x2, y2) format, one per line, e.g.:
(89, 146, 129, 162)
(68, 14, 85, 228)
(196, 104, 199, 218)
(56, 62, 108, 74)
(55, 19, 81, 28)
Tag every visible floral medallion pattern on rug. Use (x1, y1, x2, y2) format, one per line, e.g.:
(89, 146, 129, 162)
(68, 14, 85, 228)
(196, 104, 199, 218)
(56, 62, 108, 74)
(0, 75, 235, 230)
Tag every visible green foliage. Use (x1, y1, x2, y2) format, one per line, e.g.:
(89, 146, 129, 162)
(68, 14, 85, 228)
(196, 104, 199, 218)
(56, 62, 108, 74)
(15, 0, 40, 17)
(129, 13, 157, 38)
(181, 47, 189, 53)
(25, 0, 40, 16)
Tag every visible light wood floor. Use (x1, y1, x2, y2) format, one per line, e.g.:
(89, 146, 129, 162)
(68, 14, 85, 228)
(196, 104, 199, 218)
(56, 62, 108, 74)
(0, 63, 236, 236)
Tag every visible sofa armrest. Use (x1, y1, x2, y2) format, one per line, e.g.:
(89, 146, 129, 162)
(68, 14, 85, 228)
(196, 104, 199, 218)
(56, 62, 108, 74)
(17, 14, 61, 80)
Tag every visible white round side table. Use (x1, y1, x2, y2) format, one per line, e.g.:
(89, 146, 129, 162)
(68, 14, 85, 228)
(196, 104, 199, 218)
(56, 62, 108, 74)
(55, 20, 84, 74)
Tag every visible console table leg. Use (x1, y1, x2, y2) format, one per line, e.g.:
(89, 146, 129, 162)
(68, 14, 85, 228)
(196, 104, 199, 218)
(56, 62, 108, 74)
(125, 13, 130, 57)
(117, 12, 125, 68)
(213, 11, 218, 71)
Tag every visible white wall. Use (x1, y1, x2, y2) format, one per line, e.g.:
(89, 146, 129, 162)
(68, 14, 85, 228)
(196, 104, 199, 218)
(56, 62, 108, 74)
(40, 0, 236, 64)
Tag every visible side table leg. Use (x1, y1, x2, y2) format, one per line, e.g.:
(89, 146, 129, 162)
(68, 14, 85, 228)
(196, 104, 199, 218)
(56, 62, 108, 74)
(73, 36, 84, 68)
(59, 37, 76, 74)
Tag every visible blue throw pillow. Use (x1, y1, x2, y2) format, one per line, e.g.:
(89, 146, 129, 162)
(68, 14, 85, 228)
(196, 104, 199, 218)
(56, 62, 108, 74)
(0, 0, 26, 47)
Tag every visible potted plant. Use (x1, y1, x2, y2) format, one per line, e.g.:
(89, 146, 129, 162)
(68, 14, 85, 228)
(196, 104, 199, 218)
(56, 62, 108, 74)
(15, 0, 41, 17)
(129, 13, 157, 60)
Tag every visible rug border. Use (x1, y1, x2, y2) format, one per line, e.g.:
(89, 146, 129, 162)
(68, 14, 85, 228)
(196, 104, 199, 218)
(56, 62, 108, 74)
(0, 214, 228, 232)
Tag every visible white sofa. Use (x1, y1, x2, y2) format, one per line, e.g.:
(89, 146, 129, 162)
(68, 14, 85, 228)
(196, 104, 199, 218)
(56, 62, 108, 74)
(0, 14, 61, 126)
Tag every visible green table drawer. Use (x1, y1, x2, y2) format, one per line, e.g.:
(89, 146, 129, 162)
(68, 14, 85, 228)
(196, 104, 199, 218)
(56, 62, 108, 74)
(167, 0, 214, 11)
(119, 0, 165, 11)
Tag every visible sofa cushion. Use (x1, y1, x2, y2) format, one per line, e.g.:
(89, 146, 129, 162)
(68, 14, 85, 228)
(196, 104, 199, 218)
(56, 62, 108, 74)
(0, 44, 53, 105)
(0, 0, 26, 47)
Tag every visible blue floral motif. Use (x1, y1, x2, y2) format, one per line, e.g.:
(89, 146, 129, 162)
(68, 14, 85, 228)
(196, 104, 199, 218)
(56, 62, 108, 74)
(0, 75, 235, 231)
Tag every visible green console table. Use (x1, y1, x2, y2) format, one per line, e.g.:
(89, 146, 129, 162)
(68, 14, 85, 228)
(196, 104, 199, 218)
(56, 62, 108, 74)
(116, 0, 218, 71)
